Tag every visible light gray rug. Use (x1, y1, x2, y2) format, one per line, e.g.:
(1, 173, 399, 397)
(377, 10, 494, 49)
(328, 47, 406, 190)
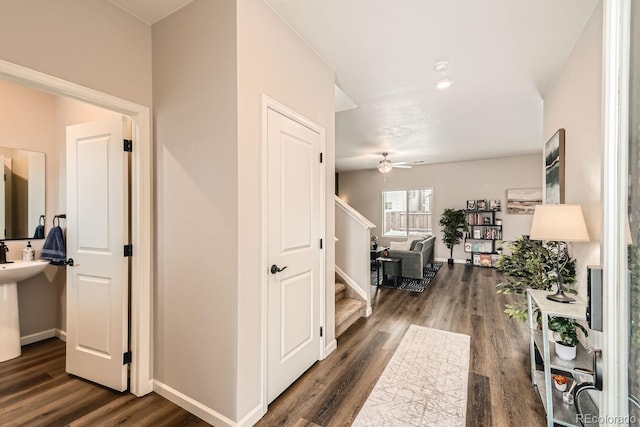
(353, 325, 470, 426)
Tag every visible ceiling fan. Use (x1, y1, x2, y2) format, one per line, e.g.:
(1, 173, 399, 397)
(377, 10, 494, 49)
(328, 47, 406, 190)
(377, 152, 412, 173)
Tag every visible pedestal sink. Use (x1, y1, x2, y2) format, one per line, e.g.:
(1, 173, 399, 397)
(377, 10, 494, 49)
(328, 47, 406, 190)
(0, 260, 49, 362)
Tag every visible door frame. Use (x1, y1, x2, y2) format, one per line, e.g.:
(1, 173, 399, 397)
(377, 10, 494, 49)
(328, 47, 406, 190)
(260, 95, 326, 413)
(0, 59, 153, 397)
(603, 0, 632, 420)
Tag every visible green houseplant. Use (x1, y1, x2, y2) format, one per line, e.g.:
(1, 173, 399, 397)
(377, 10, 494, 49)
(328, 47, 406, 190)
(439, 208, 467, 265)
(496, 236, 587, 358)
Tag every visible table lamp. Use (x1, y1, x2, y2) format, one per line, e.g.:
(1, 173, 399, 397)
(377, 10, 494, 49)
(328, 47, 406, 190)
(530, 204, 590, 303)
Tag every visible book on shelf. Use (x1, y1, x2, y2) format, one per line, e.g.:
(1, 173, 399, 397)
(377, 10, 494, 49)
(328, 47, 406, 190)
(473, 229, 482, 239)
(464, 242, 472, 252)
(479, 254, 492, 267)
(473, 254, 480, 266)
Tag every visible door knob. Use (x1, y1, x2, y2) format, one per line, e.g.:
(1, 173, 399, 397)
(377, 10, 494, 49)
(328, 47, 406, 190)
(270, 264, 288, 274)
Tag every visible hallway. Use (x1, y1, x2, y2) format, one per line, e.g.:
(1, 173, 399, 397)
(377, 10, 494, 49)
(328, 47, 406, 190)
(257, 264, 547, 426)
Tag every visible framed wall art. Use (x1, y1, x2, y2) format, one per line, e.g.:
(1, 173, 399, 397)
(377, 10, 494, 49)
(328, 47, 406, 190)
(544, 129, 565, 204)
(506, 188, 543, 214)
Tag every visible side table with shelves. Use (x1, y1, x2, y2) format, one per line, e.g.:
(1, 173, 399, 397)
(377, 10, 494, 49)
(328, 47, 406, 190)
(526, 289, 599, 427)
(375, 257, 402, 288)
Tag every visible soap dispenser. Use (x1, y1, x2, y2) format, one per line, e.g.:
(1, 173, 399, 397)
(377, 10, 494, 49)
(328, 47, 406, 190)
(22, 241, 35, 261)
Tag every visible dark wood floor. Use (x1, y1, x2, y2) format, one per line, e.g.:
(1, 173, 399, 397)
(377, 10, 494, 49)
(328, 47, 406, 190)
(0, 339, 209, 427)
(256, 264, 547, 427)
(0, 264, 546, 426)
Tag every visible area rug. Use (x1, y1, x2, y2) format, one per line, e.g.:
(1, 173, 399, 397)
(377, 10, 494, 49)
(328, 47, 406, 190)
(353, 325, 470, 427)
(371, 262, 442, 293)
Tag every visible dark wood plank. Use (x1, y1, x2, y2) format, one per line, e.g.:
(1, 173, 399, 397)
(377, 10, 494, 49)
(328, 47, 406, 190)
(467, 373, 492, 427)
(0, 264, 546, 426)
(0, 339, 209, 427)
(258, 264, 547, 426)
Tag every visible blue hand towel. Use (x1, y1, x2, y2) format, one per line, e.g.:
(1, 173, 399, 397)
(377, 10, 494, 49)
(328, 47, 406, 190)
(33, 224, 45, 239)
(40, 226, 66, 265)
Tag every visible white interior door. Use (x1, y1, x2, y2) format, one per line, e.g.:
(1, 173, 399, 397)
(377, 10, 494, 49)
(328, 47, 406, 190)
(66, 117, 129, 391)
(267, 108, 322, 403)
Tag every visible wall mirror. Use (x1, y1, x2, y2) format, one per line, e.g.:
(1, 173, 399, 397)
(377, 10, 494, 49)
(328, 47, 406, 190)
(0, 147, 45, 240)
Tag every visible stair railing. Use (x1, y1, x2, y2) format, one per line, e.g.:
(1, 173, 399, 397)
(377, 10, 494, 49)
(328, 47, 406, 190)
(335, 196, 375, 316)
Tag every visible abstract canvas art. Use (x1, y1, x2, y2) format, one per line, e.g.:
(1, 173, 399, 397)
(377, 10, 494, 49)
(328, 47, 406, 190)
(544, 129, 565, 204)
(506, 188, 543, 214)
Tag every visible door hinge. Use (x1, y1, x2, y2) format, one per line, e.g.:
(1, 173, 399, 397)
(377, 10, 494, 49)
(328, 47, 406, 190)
(124, 244, 133, 257)
(320, 152, 323, 163)
(320, 326, 323, 337)
(320, 238, 323, 249)
(124, 139, 133, 152)
(123, 351, 132, 365)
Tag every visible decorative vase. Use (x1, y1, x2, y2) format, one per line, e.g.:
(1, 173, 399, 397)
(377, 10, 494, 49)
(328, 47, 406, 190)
(555, 341, 577, 361)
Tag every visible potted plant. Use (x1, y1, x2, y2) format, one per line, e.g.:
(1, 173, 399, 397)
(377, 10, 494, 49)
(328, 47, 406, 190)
(439, 208, 467, 265)
(548, 316, 589, 360)
(496, 236, 576, 321)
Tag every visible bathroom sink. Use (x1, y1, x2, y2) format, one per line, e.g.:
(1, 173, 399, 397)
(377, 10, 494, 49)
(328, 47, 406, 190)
(0, 259, 50, 362)
(0, 260, 49, 284)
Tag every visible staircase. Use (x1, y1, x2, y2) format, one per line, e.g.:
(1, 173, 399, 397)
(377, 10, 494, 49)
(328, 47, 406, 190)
(335, 273, 366, 338)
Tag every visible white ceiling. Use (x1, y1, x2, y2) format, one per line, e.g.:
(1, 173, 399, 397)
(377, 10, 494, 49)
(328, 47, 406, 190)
(106, 0, 193, 25)
(107, 0, 598, 172)
(265, 0, 598, 172)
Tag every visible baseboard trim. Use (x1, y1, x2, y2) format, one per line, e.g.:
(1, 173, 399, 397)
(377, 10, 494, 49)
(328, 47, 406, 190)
(324, 339, 337, 359)
(153, 380, 236, 427)
(55, 329, 67, 342)
(365, 306, 373, 317)
(335, 265, 369, 306)
(20, 329, 56, 346)
(434, 257, 467, 264)
(237, 403, 265, 427)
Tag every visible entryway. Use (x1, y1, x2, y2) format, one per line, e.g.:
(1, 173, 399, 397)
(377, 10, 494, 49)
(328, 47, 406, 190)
(0, 59, 153, 396)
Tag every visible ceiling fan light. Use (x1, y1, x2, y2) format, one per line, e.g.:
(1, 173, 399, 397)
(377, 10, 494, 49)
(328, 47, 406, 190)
(378, 160, 392, 173)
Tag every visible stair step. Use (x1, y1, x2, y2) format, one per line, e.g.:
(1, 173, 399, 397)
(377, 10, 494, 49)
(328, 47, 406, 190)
(335, 282, 346, 302)
(335, 297, 365, 338)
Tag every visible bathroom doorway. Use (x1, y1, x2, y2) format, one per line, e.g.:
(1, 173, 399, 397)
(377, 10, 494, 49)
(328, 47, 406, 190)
(0, 60, 152, 396)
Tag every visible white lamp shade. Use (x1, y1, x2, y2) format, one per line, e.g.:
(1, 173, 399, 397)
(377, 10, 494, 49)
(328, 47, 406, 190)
(530, 204, 590, 242)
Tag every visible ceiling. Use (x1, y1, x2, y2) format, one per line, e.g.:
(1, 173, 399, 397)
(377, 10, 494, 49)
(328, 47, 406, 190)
(106, 0, 194, 25)
(107, 0, 599, 172)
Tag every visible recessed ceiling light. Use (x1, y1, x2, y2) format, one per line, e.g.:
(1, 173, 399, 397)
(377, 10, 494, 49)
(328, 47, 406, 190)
(434, 61, 454, 90)
(435, 78, 454, 90)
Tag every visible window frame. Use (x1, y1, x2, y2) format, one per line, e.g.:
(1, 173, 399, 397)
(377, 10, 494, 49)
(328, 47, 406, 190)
(381, 188, 434, 238)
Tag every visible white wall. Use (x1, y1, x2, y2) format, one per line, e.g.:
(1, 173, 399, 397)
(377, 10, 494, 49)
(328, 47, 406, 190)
(543, 2, 603, 299)
(152, 0, 239, 421)
(236, 0, 335, 422)
(339, 154, 542, 262)
(0, 0, 152, 107)
(0, 80, 60, 338)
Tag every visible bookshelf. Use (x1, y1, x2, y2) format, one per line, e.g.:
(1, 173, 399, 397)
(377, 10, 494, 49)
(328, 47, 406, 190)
(464, 200, 502, 268)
